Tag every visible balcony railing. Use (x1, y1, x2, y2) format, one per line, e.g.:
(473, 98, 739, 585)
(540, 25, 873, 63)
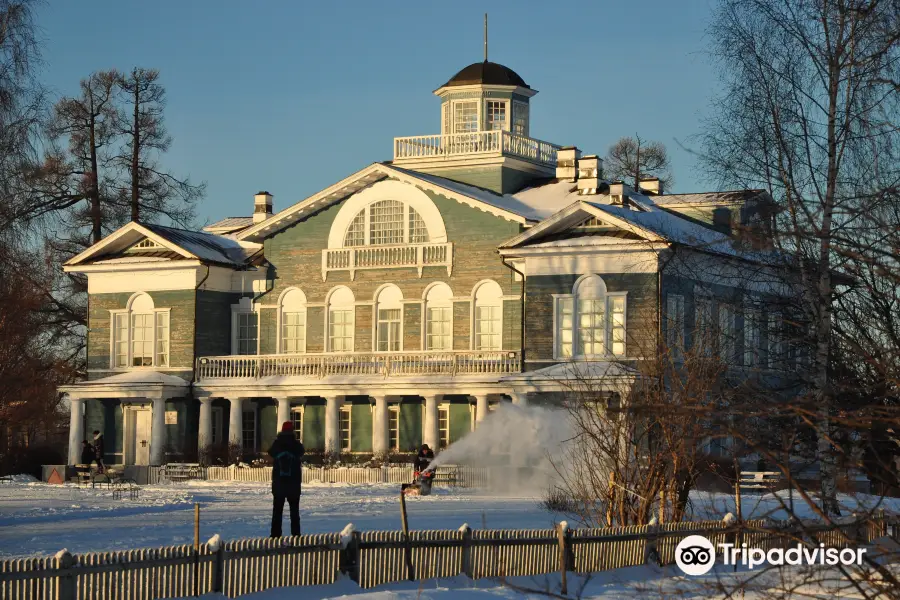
(393, 130, 561, 167)
(194, 350, 521, 381)
(322, 242, 452, 280)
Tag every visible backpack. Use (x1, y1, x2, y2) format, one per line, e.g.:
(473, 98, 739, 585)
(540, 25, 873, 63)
(273, 451, 298, 479)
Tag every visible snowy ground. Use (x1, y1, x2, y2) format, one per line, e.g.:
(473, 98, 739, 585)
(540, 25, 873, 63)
(2, 479, 899, 598)
(2, 479, 898, 560)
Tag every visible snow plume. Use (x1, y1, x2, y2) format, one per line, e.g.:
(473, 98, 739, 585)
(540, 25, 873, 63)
(426, 403, 572, 495)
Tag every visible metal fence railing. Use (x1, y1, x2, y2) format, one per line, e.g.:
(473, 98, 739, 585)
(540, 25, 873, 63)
(2, 515, 893, 599)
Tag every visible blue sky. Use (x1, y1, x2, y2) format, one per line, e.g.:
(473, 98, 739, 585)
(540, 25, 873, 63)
(37, 0, 719, 225)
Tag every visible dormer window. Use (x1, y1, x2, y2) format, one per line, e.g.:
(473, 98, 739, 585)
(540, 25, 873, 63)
(343, 200, 431, 247)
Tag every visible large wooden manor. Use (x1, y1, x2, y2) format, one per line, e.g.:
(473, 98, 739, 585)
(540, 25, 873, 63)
(58, 54, 796, 469)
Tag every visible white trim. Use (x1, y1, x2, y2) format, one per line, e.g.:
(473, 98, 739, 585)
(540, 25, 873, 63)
(327, 180, 448, 249)
(423, 282, 454, 351)
(374, 284, 404, 353)
(551, 275, 628, 360)
(231, 299, 260, 355)
(388, 404, 400, 451)
(326, 286, 356, 353)
(471, 280, 504, 351)
(65, 222, 195, 267)
(108, 294, 171, 369)
(339, 405, 352, 452)
(437, 403, 451, 449)
(291, 405, 305, 442)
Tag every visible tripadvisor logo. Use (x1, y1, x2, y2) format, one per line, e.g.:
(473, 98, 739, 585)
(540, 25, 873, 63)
(675, 534, 868, 576)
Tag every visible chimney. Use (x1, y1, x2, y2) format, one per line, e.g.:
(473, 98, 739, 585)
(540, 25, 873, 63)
(712, 206, 733, 234)
(639, 177, 662, 195)
(556, 146, 582, 182)
(253, 191, 273, 224)
(608, 181, 626, 205)
(576, 155, 602, 195)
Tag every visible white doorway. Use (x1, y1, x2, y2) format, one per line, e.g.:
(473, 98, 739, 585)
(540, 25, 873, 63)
(124, 405, 152, 466)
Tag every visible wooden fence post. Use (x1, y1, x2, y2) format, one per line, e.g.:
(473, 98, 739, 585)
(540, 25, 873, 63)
(460, 525, 473, 578)
(55, 550, 75, 600)
(399, 492, 414, 581)
(212, 539, 225, 594)
(556, 523, 568, 595)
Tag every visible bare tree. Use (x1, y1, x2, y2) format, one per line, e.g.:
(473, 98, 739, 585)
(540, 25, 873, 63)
(114, 67, 202, 225)
(604, 135, 673, 192)
(700, 0, 900, 517)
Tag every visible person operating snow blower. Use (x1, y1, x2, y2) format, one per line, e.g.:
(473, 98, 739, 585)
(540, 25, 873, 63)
(402, 444, 435, 496)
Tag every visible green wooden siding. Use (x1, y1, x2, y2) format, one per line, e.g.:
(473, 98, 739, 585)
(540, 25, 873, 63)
(303, 401, 325, 450)
(448, 401, 471, 445)
(398, 400, 422, 452)
(350, 401, 372, 452)
(259, 402, 277, 452)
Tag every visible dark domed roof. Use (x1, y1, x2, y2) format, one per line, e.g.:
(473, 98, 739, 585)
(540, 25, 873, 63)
(440, 61, 529, 89)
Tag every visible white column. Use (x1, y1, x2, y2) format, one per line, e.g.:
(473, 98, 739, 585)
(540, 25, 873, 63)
(475, 395, 489, 425)
(325, 396, 341, 455)
(276, 397, 291, 434)
(511, 391, 529, 406)
(150, 397, 167, 465)
(198, 397, 213, 460)
(229, 397, 244, 449)
(372, 395, 389, 456)
(67, 396, 84, 465)
(424, 394, 440, 450)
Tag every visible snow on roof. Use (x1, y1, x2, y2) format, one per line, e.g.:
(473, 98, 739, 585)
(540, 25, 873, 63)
(501, 360, 637, 383)
(143, 223, 258, 267)
(78, 371, 189, 387)
(650, 190, 766, 206)
(203, 217, 254, 232)
(509, 179, 580, 220)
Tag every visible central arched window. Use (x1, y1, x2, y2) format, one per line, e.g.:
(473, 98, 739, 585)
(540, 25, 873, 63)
(343, 200, 430, 247)
(375, 285, 403, 352)
(424, 283, 453, 350)
(556, 275, 627, 359)
(473, 280, 503, 351)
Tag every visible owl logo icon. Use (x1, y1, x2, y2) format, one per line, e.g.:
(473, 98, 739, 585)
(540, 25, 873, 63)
(675, 535, 716, 575)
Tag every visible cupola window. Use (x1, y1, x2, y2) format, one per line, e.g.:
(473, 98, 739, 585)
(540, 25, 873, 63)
(453, 101, 479, 133)
(486, 101, 507, 131)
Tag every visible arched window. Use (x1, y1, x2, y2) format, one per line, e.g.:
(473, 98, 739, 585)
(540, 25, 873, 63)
(473, 281, 503, 351)
(424, 283, 453, 350)
(111, 292, 169, 368)
(556, 275, 626, 358)
(375, 285, 403, 352)
(327, 287, 355, 352)
(343, 200, 430, 247)
(279, 288, 307, 354)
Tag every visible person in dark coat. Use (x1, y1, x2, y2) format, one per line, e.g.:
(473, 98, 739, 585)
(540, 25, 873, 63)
(413, 444, 434, 472)
(80, 440, 95, 465)
(92, 430, 105, 473)
(268, 421, 304, 537)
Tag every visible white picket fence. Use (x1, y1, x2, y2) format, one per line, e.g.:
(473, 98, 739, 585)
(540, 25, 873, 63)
(2, 516, 892, 599)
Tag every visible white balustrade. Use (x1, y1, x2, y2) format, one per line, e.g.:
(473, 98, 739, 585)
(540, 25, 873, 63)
(194, 350, 521, 381)
(393, 130, 561, 166)
(322, 242, 452, 280)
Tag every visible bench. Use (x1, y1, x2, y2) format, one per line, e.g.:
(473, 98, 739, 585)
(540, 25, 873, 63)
(112, 478, 140, 500)
(740, 471, 782, 492)
(92, 468, 123, 489)
(72, 464, 93, 486)
(163, 463, 203, 483)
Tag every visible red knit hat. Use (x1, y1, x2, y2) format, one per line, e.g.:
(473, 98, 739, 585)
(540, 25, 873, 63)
(281, 421, 294, 433)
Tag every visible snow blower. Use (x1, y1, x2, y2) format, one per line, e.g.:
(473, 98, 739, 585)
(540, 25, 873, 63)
(401, 469, 435, 496)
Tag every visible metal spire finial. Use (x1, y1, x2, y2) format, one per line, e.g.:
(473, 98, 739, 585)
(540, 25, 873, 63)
(484, 13, 488, 62)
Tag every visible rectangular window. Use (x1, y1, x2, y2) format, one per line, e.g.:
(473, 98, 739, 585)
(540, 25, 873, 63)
(666, 294, 685, 359)
(558, 297, 574, 358)
(155, 311, 169, 367)
(282, 311, 306, 353)
(609, 296, 626, 356)
(389, 405, 400, 451)
(744, 308, 761, 367)
(131, 313, 154, 366)
(695, 297, 713, 356)
(339, 406, 351, 452)
(577, 299, 606, 356)
(426, 306, 452, 350)
(329, 309, 354, 352)
(718, 304, 736, 362)
(486, 100, 507, 130)
(241, 409, 256, 451)
(369, 200, 405, 245)
(768, 313, 781, 369)
(512, 101, 528, 136)
(475, 305, 502, 350)
(114, 313, 128, 367)
(438, 405, 450, 449)
(291, 407, 304, 442)
(236, 312, 258, 355)
(377, 308, 402, 352)
(441, 102, 450, 135)
(453, 101, 478, 133)
(211, 407, 223, 445)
